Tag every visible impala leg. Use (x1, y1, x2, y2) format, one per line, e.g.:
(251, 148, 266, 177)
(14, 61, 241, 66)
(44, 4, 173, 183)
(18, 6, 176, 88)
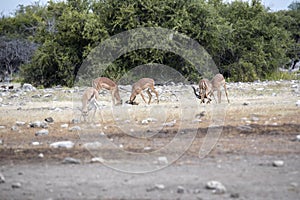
(210, 91, 217, 104)
(217, 90, 222, 103)
(140, 92, 148, 104)
(224, 84, 230, 103)
(151, 87, 159, 104)
(146, 89, 152, 104)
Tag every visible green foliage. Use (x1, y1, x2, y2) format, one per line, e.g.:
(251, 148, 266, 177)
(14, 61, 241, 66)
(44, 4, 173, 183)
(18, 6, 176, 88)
(0, 0, 299, 86)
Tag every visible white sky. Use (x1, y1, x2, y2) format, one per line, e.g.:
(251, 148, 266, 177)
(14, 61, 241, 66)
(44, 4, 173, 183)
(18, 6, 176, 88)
(0, 0, 296, 16)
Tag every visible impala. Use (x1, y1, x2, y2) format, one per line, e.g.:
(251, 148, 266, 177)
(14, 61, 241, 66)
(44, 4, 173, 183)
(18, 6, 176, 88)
(81, 87, 100, 122)
(193, 74, 229, 104)
(126, 78, 159, 105)
(92, 77, 122, 105)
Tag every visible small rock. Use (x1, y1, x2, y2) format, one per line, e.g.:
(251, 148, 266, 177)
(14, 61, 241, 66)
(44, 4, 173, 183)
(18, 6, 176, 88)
(30, 121, 48, 128)
(32, 94, 41, 98)
(0, 125, 6, 129)
(230, 193, 240, 198)
(0, 173, 5, 183)
(0, 139, 3, 145)
(146, 184, 165, 192)
(43, 93, 53, 98)
(62, 157, 81, 164)
(243, 102, 249, 106)
(83, 142, 102, 149)
(90, 157, 105, 163)
(69, 126, 81, 131)
(11, 126, 18, 131)
(38, 153, 44, 158)
(206, 180, 226, 194)
(31, 141, 40, 146)
(45, 117, 54, 123)
(35, 129, 49, 136)
(155, 184, 165, 190)
(163, 120, 176, 127)
(22, 83, 36, 92)
(50, 141, 74, 149)
(16, 121, 26, 126)
(237, 125, 252, 132)
(61, 124, 69, 128)
(141, 119, 149, 125)
(54, 107, 63, 112)
(177, 186, 185, 194)
(71, 119, 80, 124)
(158, 156, 168, 164)
(272, 160, 284, 167)
(12, 182, 22, 189)
(251, 116, 260, 122)
(144, 147, 151, 151)
(296, 100, 300, 107)
(296, 135, 300, 141)
(256, 88, 264, 91)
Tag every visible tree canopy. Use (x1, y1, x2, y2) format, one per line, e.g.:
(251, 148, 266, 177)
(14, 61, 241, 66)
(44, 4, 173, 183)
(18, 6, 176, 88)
(0, 0, 299, 87)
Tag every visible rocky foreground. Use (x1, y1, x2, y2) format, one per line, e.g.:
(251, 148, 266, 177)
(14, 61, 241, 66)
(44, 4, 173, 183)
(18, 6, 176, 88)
(0, 80, 299, 200)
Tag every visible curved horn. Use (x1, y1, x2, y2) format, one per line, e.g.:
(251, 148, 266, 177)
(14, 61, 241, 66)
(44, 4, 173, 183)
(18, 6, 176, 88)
(191, 86, 201, 99)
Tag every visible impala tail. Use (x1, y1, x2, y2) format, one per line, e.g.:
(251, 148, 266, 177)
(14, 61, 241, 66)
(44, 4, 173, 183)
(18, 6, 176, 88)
(192, 86, 201, 99)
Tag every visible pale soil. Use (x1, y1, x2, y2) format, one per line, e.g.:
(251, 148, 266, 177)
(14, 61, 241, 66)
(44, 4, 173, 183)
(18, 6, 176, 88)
(0, 80, 300, 200)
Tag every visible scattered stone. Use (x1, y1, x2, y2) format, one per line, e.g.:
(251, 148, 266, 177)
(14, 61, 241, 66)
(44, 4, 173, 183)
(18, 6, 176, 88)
(29, 121, 48, 128)
(163, 120, 176, 127)
(45, 117, 54, 123)
(22, 83, 36, 92)
(16, 121, 26, 126)
(62, 157, 81, 164)
(237, 125, 252, 132)
(0, 173, 5, 183)
(0, 125, 6, 129)
(230, 193, 240, 198)
(69, 126, 81, 131)
(50, 141, 74, 149)
(177, 186, 185, 194)
(158, 156, 168, 164)
(61, 124, 69, 128)
(38, 153, 44, 158)
(12, 182, 22, 189)
(243, 102, 249, 106)
(91, 157, 105, 163)
(83, 142, 102, 149)
(296, 100, 300, 107)
(256, 88, 264, 91)
(43, 93, 53, 98)
(272, 160, 284, 167)
(31, 141, 40, 146)
(71, 119, 80, 124)
(32, 94, 41, 98)
(155, 184, 165, 190)
(296, 135, 300, 141)
(146, 184, 166, 192)
(35, 129, 49, 136)
(144, 147, 151, 151)
(206, 180, 226, 194)
(251, 116, 260, 122)
(0, 139, 3, 145)
(11, 126, 18, 131)
(54, 107, 63, 112)
(141, 119, 149, 125)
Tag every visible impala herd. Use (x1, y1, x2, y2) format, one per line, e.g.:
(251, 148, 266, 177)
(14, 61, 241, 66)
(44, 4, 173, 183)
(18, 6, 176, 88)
(81, 73, 230, 121)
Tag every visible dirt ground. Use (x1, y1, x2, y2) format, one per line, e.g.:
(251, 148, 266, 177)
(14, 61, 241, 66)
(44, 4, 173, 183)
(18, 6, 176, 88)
(0, 80, 299, 200)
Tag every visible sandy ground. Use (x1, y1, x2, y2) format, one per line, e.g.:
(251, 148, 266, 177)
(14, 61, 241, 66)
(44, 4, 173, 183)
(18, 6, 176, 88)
(0, 80, 300, 199)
